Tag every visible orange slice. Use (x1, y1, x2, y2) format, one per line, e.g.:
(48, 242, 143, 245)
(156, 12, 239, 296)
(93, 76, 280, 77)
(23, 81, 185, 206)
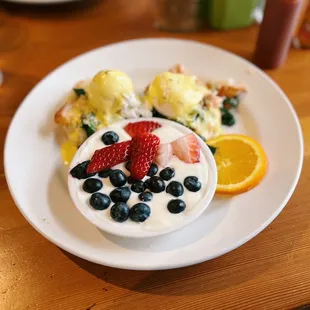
(207, 134, 267, 195)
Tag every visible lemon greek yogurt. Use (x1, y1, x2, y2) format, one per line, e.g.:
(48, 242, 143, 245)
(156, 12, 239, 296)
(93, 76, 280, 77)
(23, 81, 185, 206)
(68, 118, 217, 238)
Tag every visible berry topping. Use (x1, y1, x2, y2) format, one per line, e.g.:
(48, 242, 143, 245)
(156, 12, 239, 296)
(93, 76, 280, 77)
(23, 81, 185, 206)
(82, 178, 103, 193)
(155, 143, 173, 167)
(101, 131, 119, 145)
(70, 160, 95, 179)
(124, 121, 161, 137)
(171, 134, 200, 164)
(166, 181, 184, 197)
(129, 203, 151, 222)
(109, 169, 127, 187)
(130, 134, 160, 180)
(159, 167, 175, 181)
(145, 176, 165, 193)
(125, 161, 131, 172)
(89, 193, 111, 210)
(110, 187, 131, 203)
(110, 202, 130, 222)
(131, 180, 146, 193)
(147, 163, 158, 176)
(138, 191, 153, 202)
(87, 140, 132, 173)
(127, 176, 134, 184)
(98, 168, 113, 178)
(167, 199, 186, 214)
(184, 176, 202, 192)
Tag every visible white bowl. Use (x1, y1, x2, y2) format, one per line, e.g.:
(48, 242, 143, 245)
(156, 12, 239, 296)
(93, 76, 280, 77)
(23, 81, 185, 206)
(68, 118, 217, 238)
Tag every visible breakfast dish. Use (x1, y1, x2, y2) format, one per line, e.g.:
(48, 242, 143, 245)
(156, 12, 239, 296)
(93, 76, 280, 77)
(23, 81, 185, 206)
(54, 66, 247, 166)
(68, 119, 216, 237)
(55, 64, 268, 196)
(4, 38, 303, 270)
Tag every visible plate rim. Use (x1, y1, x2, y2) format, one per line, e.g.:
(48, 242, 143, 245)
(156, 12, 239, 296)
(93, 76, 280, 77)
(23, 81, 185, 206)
(4, 38, 304, 270)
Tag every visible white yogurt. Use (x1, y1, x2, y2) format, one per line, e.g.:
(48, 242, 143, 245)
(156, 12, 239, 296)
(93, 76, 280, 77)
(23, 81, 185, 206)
(68, 118, 217, 238)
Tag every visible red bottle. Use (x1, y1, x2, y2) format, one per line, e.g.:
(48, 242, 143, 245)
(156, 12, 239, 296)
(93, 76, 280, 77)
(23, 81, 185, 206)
(253, 0, 305, 69)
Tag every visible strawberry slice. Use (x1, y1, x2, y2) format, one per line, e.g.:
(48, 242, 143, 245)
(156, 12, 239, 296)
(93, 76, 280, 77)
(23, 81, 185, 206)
(130, 134, 160, 180)
(87, 140, 132, 173)
(124, 121, 161, 137)
(155, 143, 173, 167)
(171, 134, 200, 164)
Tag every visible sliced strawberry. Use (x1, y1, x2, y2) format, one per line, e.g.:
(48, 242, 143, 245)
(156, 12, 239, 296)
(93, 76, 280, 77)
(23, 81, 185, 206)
(124, 121, 161, 137)
(130, 134, 160, 180)
(87, 140, 132, 173)
(155, 143, 173, 167)
(171, 134, 200, 164)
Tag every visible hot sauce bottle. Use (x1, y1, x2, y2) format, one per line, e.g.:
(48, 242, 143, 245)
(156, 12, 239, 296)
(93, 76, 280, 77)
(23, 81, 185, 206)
(253, 0, 305, 69)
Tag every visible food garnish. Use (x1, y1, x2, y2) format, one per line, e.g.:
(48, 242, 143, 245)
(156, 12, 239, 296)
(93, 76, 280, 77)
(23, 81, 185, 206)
(171, 134, 200, 164)
(73, 88, 86, 97)
(124, 121, 162, 137)
(207, 134, 267, 195)
(87, 141, 132, 173)
(130, 134, 160, 180)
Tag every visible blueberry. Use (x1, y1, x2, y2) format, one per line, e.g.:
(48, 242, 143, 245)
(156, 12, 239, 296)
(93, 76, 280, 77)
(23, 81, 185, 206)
(82, 178, 103, 193)
(138, 192, 153, 202)
(184, 176, 202, 192)
(89, 193, 111, 210)
(109, 169, 127, 187)
(131, 180, 146, 193)
(145, 176, 165, 193)
(110, 202, 130, 222)
(147, 163, 158, 176)
(129, 203, 151, 222)
(110, 187, 131, 203)
(167, 199, 186, 214)
(101, 131, 119, 145)
(70, 160, 95, 179)
(159, 167, 175, 181)
(127, 176, 134, 184)
(166, 181, 184, 197)
(125, 161, 131, 172)
(98, 168, 113, 178)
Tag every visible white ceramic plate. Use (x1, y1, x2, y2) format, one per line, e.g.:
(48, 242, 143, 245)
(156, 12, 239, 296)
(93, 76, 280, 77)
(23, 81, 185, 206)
(4, 39, 303, 270)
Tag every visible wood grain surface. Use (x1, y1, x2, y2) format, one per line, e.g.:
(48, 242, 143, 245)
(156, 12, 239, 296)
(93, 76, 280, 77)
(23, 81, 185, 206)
(1, 1, 310, 309)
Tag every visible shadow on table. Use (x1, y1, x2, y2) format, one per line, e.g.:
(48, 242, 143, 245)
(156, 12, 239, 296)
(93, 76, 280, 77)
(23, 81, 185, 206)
(61, 155, 309, 296)
(61, 228, 287, 296)
(61, 159, 309, 296)
(61, 175, 306, 296)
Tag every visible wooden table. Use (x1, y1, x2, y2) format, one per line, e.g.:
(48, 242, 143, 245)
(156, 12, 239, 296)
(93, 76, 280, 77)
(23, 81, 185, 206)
(1, 1, 310, 309)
